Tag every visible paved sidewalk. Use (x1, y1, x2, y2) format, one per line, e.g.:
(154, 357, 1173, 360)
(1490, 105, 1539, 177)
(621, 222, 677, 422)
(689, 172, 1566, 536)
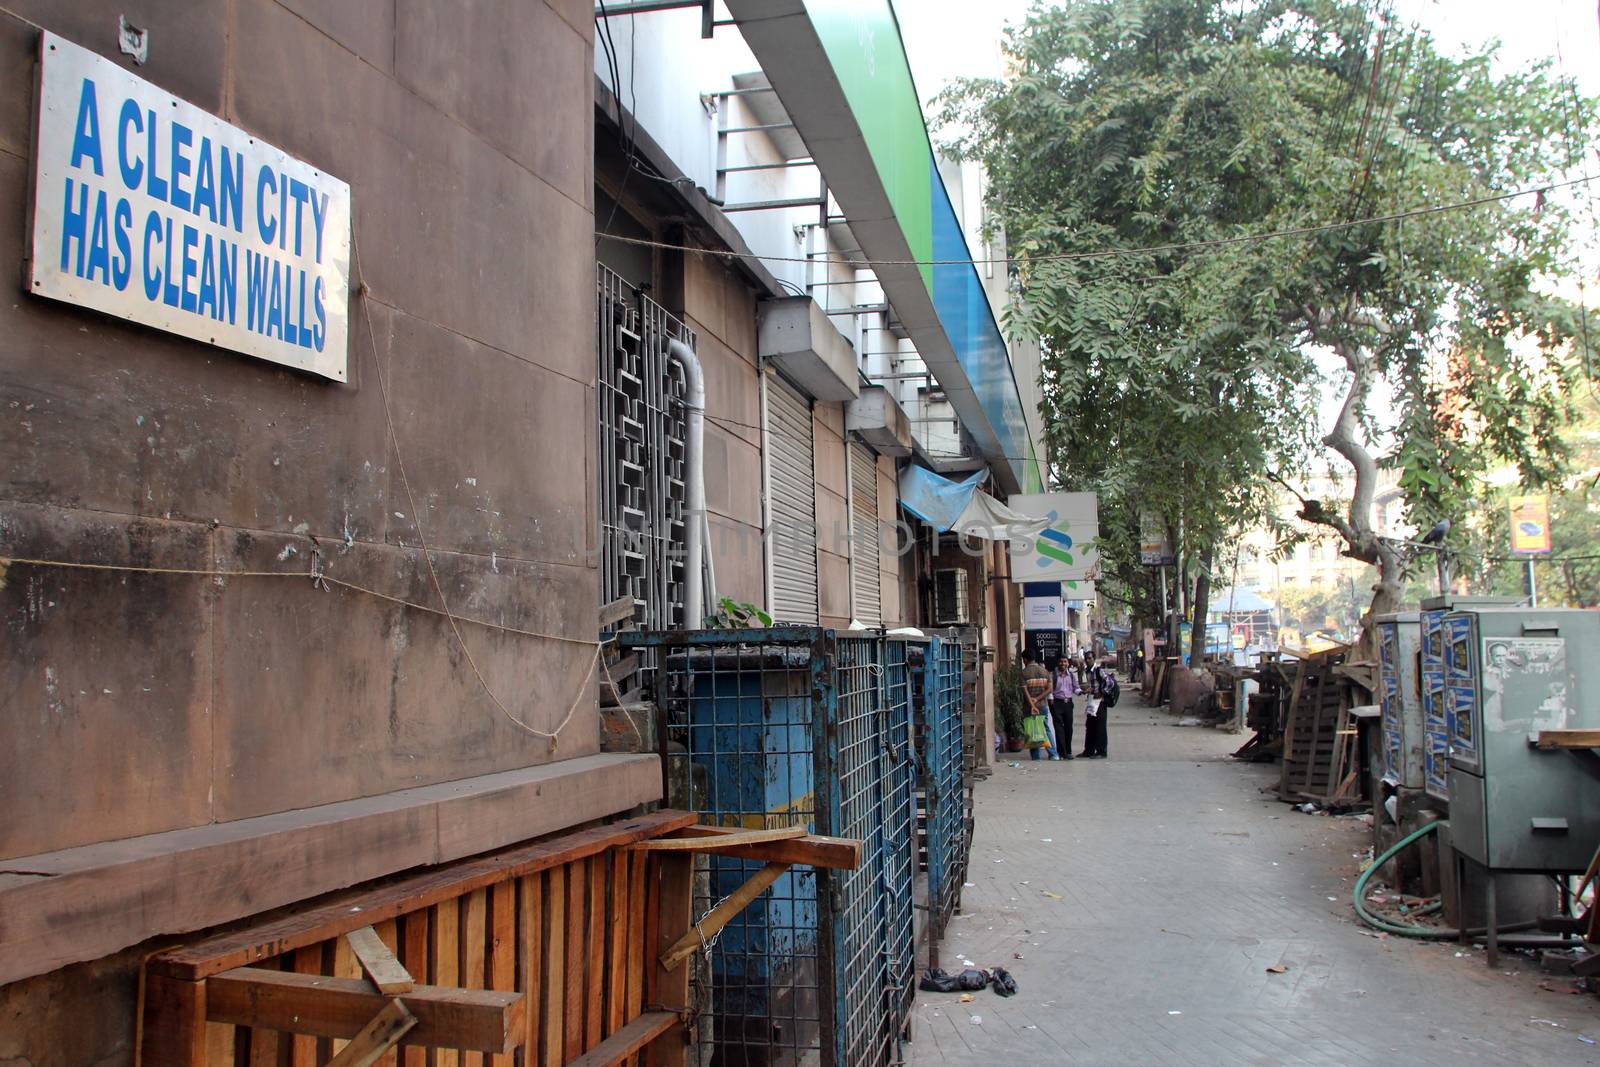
(908, 695, 1600, 1065)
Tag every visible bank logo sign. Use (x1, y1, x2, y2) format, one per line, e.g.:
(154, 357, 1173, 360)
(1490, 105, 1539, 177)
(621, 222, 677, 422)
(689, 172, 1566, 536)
(28, 32, 351, 380)
(1006, 492, 1100, 582)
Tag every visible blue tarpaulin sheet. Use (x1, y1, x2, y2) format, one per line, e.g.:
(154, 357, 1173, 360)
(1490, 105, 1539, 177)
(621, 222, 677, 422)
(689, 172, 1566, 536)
(897, 465, 987, 531)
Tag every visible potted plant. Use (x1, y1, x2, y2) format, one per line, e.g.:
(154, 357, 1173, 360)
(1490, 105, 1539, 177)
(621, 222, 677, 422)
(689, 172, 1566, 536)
(994, 663, 1027, 751)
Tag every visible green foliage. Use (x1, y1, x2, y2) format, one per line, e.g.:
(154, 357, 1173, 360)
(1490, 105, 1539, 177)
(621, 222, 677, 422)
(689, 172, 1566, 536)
(938, 0, 1597, 628)
(1463, 392, 1600, 606)
(994, 662, 1028, 740)
(702, 597, 773, 629)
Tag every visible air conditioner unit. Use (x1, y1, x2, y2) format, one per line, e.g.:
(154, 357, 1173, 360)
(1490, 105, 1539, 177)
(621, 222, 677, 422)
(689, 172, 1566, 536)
(933, 568, 970, 625)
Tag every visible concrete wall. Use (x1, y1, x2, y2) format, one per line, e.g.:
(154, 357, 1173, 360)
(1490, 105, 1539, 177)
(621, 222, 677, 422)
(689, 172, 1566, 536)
(0, 0, 596, 872)
(677, 252, 766, 610)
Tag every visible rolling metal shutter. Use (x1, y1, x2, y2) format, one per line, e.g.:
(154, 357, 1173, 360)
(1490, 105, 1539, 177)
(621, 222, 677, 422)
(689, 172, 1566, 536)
(849, 443, 882, 626)
(767, 375, 819, 623)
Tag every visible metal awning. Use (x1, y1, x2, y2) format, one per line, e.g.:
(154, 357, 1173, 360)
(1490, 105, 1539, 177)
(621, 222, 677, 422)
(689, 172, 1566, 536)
(724, 0, 1040, 493)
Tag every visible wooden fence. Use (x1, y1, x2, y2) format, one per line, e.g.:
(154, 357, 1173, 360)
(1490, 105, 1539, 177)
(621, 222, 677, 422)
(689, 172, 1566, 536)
(138, 811, 699, 1067)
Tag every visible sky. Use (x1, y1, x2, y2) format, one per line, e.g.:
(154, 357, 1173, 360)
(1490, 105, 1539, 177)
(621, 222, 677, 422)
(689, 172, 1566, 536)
(898, 0, 1600, 477)
(899, 0, 1600, 103)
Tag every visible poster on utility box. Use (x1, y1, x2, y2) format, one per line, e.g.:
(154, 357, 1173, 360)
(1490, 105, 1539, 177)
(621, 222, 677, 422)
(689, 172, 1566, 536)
(28, 32, 351, 381)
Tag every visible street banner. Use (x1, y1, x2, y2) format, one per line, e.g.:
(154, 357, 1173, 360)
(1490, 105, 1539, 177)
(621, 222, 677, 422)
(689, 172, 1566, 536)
(1508, 494, 1552, 555)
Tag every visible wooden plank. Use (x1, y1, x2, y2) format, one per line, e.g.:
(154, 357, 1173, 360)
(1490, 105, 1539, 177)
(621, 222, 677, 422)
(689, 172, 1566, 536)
(461, 889, 489, 1067)
(1537, 729, 1600, 749)
(242, 1008, 280, 1067)
(141, 974, 207, 1067)
(562, 1012, 678, 1067)
(347, 925, 415, 995)
(519, 873, 544, 1062)
(397, 913, 430, 1067)
(151, 811, 698, 981)
(604, 653, 640, 683)
(605, 851, 631, 1043)
(599, 596, 636, 628)
(432, 898, 462, 1067)
(656, 827, 859, 869)
(203, 1021, 234, 1067)
(288, 945, 323, 1067)
(374, 910, 402, 1067)
(565, 860, 588, 1055)
(648, 854, 693, 1067)
(325, 1000, 417, 1067)
(631, 827, 808, 851)
(624, 851, 647, 1067)
(586, 855, 606, 1051)
(659, 863, 789, 972)
(205, 969, 525, 1052)
(487, 882, 516, 1067)
(544, 866, 567, 1067)
(9, 755, 666, 989)
(332, 933, 366, 1059)
(601, 681, 645, 708)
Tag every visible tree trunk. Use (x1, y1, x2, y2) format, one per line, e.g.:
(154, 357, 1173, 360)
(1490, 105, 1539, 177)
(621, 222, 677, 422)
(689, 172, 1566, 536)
(1297, 319, 1405, 660)
(1189, 547, 1215, 666)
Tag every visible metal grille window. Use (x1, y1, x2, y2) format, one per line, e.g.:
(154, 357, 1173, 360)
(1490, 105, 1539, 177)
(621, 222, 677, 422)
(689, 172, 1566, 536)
(848, 443, 882, 626)
(767, 375, 820, 624)
(596, 263, 692, 631)
(933, 567, 969, 625)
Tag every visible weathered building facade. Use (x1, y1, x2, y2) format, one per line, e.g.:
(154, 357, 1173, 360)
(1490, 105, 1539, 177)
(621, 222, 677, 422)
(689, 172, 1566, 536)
(0, 3, 659, 1060)
(1, 2, 1048, 1061)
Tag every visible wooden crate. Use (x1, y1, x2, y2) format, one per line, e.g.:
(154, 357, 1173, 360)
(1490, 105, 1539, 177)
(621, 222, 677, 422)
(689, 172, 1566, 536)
(140, 811, 699, 1067)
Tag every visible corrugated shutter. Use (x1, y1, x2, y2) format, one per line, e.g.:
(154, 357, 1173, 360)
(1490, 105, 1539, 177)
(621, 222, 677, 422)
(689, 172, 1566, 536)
(767, 375, 819, 623)
(849, 443, 882, 626)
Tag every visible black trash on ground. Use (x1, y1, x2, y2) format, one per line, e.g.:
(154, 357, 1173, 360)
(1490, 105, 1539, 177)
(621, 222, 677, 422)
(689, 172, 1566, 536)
(918, 966, 1019, 996)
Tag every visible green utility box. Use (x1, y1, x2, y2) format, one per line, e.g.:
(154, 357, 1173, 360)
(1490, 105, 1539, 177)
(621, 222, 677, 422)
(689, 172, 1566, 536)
(1445, 607, 1600, 872)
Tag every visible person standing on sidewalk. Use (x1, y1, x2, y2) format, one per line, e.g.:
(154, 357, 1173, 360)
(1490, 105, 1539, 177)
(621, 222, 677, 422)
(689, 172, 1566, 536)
(1020, 652, 1053, 761)
(1082, 661, 1119, 759)
(1049, 654, 1079, 760)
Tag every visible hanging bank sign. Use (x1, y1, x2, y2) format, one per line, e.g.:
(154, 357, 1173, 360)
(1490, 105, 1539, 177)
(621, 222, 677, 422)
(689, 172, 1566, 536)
(28, 32, 351, 380)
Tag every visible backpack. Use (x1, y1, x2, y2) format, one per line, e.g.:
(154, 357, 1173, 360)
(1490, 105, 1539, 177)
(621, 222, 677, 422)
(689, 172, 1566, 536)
(1099, 672, 1120, 707)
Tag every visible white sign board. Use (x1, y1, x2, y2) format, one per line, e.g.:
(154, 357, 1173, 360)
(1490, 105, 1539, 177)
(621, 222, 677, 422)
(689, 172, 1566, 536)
(1007, 492, 1100, 582)
(29, 32, 351, 380)
(1022, 596, 1064, 629)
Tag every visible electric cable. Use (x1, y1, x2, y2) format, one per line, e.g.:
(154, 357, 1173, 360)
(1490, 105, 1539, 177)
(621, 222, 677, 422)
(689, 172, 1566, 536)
(596, 173, 1600, 270)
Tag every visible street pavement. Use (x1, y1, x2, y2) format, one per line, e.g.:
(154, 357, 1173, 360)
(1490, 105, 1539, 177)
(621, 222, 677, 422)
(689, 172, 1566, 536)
(906, 692, 1600, 1065)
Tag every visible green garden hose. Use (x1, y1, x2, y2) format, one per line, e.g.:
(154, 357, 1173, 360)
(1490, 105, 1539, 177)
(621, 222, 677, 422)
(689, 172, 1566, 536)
(1353, 819, 1538, 940)
(1353, 820, 1458, 938)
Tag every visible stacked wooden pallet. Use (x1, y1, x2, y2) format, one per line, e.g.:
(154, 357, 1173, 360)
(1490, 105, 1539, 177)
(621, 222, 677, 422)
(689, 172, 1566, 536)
(1276, 646, 1362, 805)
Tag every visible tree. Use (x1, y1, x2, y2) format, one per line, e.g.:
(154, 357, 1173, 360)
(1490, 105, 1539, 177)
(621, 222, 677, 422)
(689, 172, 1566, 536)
(940, 0, 1596, 651)
(1470, 391, 1600, 606)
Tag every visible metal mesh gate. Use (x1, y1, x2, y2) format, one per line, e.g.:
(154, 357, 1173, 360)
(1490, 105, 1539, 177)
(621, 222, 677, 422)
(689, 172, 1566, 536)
(596, 263, 692, 631)
(915, 635, 968, 943)
(620, 628, 915, 1067)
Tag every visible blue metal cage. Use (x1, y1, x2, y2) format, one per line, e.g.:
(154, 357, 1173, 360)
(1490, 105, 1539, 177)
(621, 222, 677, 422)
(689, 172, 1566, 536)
(911, 635, 969, 956)
(620, 627, 920, 1067)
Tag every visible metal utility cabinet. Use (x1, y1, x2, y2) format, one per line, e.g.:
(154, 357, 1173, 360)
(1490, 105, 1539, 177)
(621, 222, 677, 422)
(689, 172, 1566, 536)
(1418, 596, 1523, 800)
(1375, 612, 1424, 790)
(1444, 607, 1600, 874)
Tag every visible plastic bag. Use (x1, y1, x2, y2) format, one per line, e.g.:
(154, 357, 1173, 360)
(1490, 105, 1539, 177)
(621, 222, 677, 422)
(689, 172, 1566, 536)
(1022, 714, 1049, 747)
(990, 967, 1018, 997)
(918, 967, 992, 993)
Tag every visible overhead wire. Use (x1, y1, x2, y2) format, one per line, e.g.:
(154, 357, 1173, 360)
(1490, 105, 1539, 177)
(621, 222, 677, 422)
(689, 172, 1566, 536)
(596, 172, 1600, 270)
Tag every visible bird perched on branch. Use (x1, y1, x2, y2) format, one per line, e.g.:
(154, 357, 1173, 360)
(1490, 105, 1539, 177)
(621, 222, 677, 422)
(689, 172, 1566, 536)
(1420, 518, 1451, 546)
